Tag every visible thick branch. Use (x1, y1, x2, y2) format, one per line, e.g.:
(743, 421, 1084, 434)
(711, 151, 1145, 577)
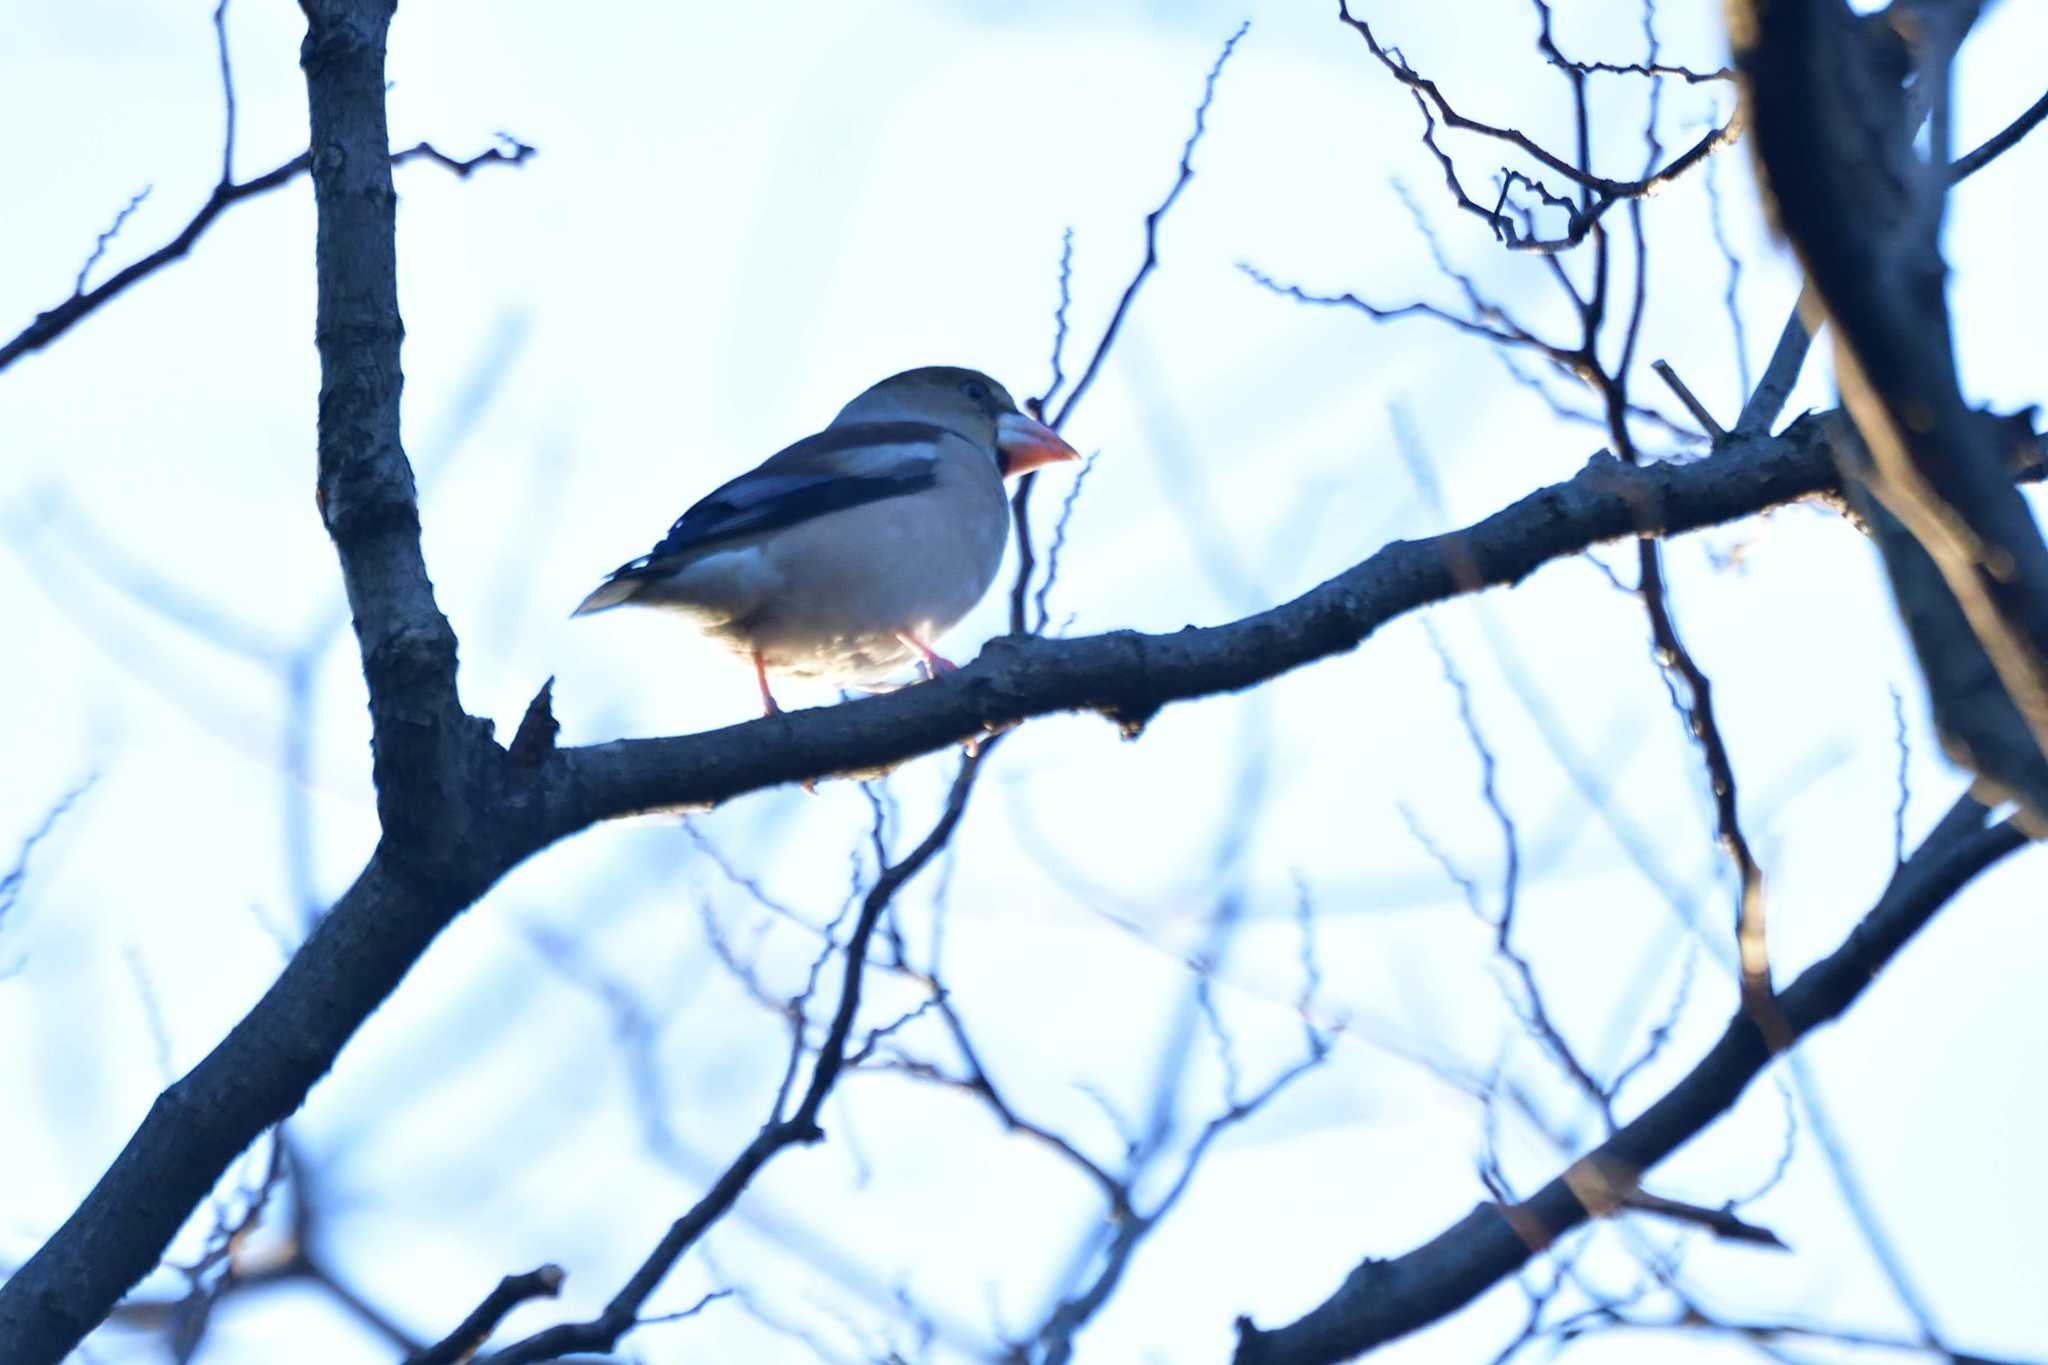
(4, 407, 2039, 1362)
(544, 412, 2030, 822)
(1732, 0, 2048, 828)
(300, 0, 487, 869)
(0, 854, 460, 1364)
(1232, 795, 2027, 1364)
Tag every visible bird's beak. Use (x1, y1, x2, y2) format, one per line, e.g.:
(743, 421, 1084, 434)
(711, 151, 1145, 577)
(995, 411, 1082, 478)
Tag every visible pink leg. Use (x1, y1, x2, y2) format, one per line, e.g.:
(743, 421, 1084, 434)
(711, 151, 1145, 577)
(755, 651, 816, 792)
(898, 633, 979, 756)
(753, 651, 783, 717)
(896, 632, 957, 680)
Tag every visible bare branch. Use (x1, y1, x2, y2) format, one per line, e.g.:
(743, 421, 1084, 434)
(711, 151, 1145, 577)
(1414, 623, 1609, 1119)
(1617, 1190, 1786, 1249)
(1890, 685, 1911, 868)
(1949, 82, 2048, 182)
(1031, 449, 1100, 635)
(1234, 793, 2029, 1364)
(1337, 1, 1740, 255)
(1703, 148, 1754, 401)
(1050, 21, 1244, 437)
(1549, 57, 1733, 84)
(480, 753, 990, 1364)
(1035, 914, 1332, 1365)
(1731, 284, 1814, 438)
(1, 136, 532, 376)
(1734, 1, 2048, 829)
(212, 0, 237, 185)
(1008, 21, 1248, 634)
(1238, 265, 1540, 354)
(1650, 361, 1726, 442)
(11, 396, 2044, 1358)
(1631, 532, 1777, 1036)
(407, 1266, 565, 1365)
(72, 187, 152, 296)
(1606, 942, 1699, 1103)
(1036, 226, 1075, 415)
(0, 775, 94, 933)
(1788, 1050, 1952, 1354)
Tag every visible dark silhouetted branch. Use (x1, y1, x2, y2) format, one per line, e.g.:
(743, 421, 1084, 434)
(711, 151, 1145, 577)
(1336, 1, 1739, 254)
(1734, 0, 2048, 829)
(1232, 793, 2027, 1364)
(7, 396, 2032, 1364)
(480, 755, 988, 1364)
(1, 136, 531, 376)
(1615, 1190, 1786, 1249)
(407, 1266, 564, 1365)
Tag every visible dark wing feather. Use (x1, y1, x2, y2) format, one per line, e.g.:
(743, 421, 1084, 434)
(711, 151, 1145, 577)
(610, 423, 946, 578)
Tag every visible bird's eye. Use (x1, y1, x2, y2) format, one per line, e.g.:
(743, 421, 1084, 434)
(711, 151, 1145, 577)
(960, 379, 990, 404)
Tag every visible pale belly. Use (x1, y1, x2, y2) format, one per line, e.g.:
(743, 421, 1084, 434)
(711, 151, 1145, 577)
(639, 473, 1008, 683)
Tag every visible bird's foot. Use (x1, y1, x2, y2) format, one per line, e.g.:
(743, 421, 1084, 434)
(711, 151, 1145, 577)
(753, 651, 785, 717)
(896, 632, 957, 681)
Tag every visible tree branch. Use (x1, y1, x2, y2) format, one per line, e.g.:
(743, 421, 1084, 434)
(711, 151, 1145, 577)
(0, 136, 531, 377)
(3, 394, 2040, 1359)
(300, 0, 508, 879)
(1008, 21, 1247, 634)
(479, 756, 988, 1363)
(1732, 0, 2048, 829)
(1232, 793, 2028, 1364)
(407, 1266, 564, 1365)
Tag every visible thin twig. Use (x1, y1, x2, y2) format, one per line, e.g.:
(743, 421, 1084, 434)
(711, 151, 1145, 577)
(212, 0, 237, 185)
(2, 136, 534, 374)
(1732, 284, 1814, 437)
(1890, 686, 1911, 868)
(1618, 1190, 1787, 1248)
(72, 188, 152, 296)
(1419, 623, 1609, 1121)
(1949, 83, 2048, 182)
(1031, 449, 1100, 634)
(407, 1266, 564, 1365)
(482, 751, 992, 1364)
(1551, 58, 1733, 83)
(1038, 226, 1076, 415)
(0, 775, 95, 929)
(1704, 144, 1754, 400)
(1235, 795, 2028, 1364)
(1007, 22, 1247, 634)
(1786, 1052, 1952, 1355)
(1652, 360, 1727, 442)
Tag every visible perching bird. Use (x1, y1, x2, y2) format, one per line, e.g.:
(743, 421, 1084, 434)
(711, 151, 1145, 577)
(574, 366, 1081, 715)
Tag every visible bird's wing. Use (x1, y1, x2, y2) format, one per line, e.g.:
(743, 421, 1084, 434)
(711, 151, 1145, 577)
(582, 422, 956, 597)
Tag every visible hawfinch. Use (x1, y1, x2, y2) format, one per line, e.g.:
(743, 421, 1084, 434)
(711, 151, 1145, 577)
(575, 366, 1080, 715)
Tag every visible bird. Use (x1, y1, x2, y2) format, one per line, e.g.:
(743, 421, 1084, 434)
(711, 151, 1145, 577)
(574, 366, 1081, 716)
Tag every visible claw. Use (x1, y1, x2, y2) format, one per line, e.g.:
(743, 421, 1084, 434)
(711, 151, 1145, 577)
(896, 632, 957, 680)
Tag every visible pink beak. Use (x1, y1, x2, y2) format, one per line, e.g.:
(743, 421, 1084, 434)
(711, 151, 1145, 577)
(995, 411, 1082, 478)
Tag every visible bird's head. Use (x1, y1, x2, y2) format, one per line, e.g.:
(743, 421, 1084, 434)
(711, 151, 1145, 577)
(841, 366, 1081, 478)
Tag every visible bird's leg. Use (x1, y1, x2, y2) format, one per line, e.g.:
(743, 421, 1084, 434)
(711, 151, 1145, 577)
(897, 632, 980, 757)
(755, 651, 818, 793)
(753, 651, 784, 717)
(896, 632, 957, 681)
